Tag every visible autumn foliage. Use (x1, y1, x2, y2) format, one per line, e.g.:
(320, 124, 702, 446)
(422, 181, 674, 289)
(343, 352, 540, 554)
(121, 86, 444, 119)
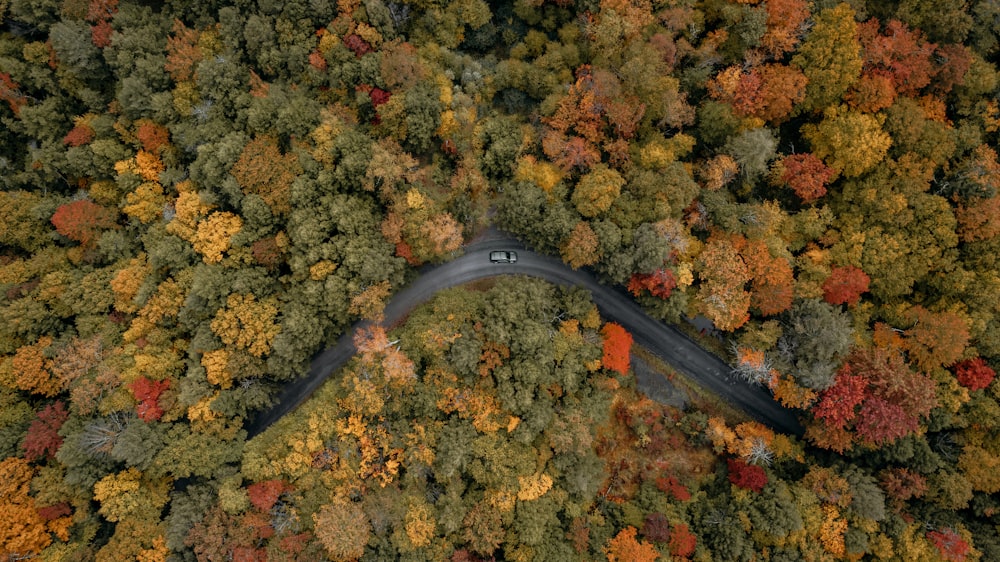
(727, 458, 768, 492)
(247, 479, 287, 512)
(927, 528, 972, 562)
(810, 347, 939, 449)
(858, 19, 937, 97)
(63, 122, 95, 147)
(813, 369, 867, 430)
(5, 0, 1000, 559)
(953, 357, 996, 391)
(11, 337, 62, 397)
(130, 377, 169, 421)
(628, 268, 677, 299)
(135, 120, 171, 153)
(230, 136, 302, 215)
(22, 401, 69, 461)
(668, 523, 697, 558)
(605, 526, 659, 562)
(780, 152, 835, 203)
(903, 306, 970, 372)
(601, 322, 633, 375)
(822, 265, 871, 306)
(0, 458, 54, 557)
(51, 200, 117, 246)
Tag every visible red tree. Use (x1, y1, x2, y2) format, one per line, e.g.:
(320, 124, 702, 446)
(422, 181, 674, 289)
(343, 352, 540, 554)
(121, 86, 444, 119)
(369, 87, 391, 107)
(51, 200, 117, 246)
(308, 50, 327, 70)
(37, 502, 72, 521)
(953, 358, 996, 391)
(862, 349, 938, 420)
(781, 153, 835, 203)
(91, 20, 113, 48)
(247, 479, 287, 512)
(601, 323, 633, 375)
(931, 44, 972, 94)
(344, 34, 372, 57)
(751, 255, 795, 316)
(813, 368, 866, 430)
(0, 72, 28, 115)
(880, 467, 928, 506)
(628, 268, 676, 299)
(858, 19, 936, 96)
(136, 121, 170, 153)
(854, 397, 918, 447)
(761, 0, 810, 57)
(737, 64, 808, 123)
(727, 458, 768, 492)
(668, 523, 697, 558)
(655, 475, 691, 501)
(250, 236, 282, 270)
(279, 533, 312, 556)
(86, 0, 119, 23)
(86, 0, 118, 47)
(22, 401, 69, 461)
(927, 528, 972, 562)
(822, 265, 870, 306)
(641, 512, 670, 543)
(130, 377, 169, 422)
(63, 123, 95, 147)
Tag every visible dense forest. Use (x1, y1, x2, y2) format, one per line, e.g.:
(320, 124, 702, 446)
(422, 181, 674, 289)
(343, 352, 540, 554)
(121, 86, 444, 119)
(2, 0, 1000, 559)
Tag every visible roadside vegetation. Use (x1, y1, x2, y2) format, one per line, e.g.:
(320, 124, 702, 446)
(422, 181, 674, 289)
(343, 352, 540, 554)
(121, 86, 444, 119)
(1, 0, 999, 559)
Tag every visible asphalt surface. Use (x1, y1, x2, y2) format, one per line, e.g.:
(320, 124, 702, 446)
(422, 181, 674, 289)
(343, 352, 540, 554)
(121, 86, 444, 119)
(246, 231, 805, 438)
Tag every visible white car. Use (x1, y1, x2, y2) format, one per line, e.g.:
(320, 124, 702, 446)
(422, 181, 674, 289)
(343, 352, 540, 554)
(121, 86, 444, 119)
(489, 250, 518, 264)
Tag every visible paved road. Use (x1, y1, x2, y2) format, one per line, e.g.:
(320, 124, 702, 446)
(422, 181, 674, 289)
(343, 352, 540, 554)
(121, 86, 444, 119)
(246, 232, 805, 438)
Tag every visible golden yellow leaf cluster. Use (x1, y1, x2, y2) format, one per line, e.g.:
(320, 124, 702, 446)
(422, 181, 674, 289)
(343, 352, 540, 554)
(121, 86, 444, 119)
(193, 212, 242, 264)
(210, 293, 280, 357)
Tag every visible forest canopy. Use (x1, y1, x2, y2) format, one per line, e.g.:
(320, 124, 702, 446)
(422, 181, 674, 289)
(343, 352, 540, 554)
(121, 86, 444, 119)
(2, 0, 1000, 559)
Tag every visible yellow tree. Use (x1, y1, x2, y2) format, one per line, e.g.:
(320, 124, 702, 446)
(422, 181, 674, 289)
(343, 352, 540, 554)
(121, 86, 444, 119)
(193, 211, 242, 264)
(902, 306, 970, 372)
(123, 182, 167, 224)
(561, 221, 601, 270)
(697, 232, 752, 332)
(201, 349, 232, 389)
(0, 457, 52, 558)
(802, 105, 892, 178)
(211, 293, 281, 357)
(349, 281, 392, 322)
(572, 164, 625, 218)
(403, 498, 436, 550)
(515, 155, 563, 192)
(110, 253, 151, 314)
(417, 212, 464, 259)
(7, 336, 62, 397)
(166, 180, 213, 243)
(230, 136, 302, 216)
(134, 150, 165, 182)
(313, 498, 371, 561)
(818, 505, 847, 557)
(93, 468, 170, 523)
(604, 526, 659, 562)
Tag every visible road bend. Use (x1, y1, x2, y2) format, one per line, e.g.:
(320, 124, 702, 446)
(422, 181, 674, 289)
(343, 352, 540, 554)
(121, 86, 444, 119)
(246, 232, 805, 438)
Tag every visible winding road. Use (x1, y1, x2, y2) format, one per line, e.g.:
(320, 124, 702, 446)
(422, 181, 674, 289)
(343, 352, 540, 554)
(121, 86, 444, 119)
(246, 231, 805, 438)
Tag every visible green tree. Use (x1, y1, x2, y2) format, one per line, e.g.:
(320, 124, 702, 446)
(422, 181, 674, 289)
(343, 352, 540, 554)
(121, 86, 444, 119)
(723, 127, 778, 181)
(792, 3, 863, 112)
(779, 299, 853, 390)
(403, 80, 442, 154)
